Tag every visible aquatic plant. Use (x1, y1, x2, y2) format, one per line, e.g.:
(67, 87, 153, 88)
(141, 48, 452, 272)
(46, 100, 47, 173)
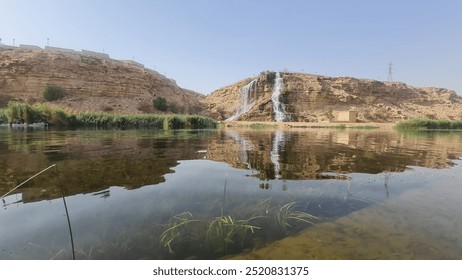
(32, 103, 69, 125)
(0, 108, 7, 123)
(159, 198, 321, 258)
(330, 124, 347, 129)
(274, 202, 321, 235)
(350, 125, 379, 130)
(159, 212, 260, 256)
(0, 102, 217, 129)
(249, 123, 277, 129)
(205, 215, 260, 255)
(395, 118, 462, 130)
(5, 101, 35, 123)
(159, 212, 200, 254)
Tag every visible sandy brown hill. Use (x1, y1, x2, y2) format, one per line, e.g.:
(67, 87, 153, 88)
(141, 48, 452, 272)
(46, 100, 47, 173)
(0, 47, 205, 114)
(205, 72, 462, 122)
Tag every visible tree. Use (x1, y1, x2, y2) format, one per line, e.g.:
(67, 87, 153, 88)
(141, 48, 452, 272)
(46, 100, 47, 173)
(153, 96, 168, 111)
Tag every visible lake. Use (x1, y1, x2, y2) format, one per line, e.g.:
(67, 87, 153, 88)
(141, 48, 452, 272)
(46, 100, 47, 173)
(1, 126, 462, 259)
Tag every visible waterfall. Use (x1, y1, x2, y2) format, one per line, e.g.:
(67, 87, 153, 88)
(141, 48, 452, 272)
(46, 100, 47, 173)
(226, 79, 257, 121)
(271, 72, 288, 122)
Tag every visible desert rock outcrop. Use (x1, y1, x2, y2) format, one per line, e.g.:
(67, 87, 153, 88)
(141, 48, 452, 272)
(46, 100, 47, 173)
(205, 72, 462, 122)
(0, 47, 205, 114)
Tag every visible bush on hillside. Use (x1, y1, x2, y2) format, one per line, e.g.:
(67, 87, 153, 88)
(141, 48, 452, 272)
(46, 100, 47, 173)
(153, 96, 168, 111)
(42, 85, 66, 101)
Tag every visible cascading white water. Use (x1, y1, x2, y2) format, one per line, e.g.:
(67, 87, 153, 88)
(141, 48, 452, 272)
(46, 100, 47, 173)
(226, 79, 257, 121)
(271, 72, 288, 122)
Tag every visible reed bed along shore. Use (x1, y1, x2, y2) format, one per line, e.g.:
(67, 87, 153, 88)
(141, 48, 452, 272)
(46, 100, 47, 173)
(395, 118, 462, 130)
(0, 102, 217, 129)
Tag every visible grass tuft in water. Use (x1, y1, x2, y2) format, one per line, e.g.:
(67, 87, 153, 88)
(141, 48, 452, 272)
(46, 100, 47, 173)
(159, 199, 320, 258)
(159, 212, 260, 257)
(159, 212, 201, 254)
(205, 215, 260, 254)
(274, 202, 321, 235)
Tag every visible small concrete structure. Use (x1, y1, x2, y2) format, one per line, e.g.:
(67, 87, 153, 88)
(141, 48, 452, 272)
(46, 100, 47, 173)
(337, 110, 357, 122)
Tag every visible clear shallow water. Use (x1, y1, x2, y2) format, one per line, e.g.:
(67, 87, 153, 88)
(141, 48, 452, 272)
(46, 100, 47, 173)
(1, 127, 462, 259)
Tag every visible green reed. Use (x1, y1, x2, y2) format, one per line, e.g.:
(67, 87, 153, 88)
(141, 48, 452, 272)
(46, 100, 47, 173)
(0, 108, 7, 123)
(1, 102, 217, 129)
(395, 118, 462, 130)
(249, 123, 278, 129)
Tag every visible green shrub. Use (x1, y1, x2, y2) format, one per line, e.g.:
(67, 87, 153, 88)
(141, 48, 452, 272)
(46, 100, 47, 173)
(0, 108, 7, 123)
(42, 86, 66, 101)
(153, 96, 168, 111)
(266, 71, 277, 85)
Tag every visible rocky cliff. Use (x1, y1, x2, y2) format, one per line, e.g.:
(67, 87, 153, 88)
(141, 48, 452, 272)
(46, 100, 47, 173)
(0, 47, 205, 114)
(205, 72, 462, 122)
(3, 47, 460, 122)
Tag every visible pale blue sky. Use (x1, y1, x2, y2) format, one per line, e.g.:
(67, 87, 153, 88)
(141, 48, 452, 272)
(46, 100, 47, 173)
(1, 0, 461, 95)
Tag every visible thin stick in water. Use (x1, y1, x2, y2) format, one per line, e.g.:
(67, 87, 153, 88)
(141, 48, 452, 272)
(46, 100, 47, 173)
(54, 165, 76, 260)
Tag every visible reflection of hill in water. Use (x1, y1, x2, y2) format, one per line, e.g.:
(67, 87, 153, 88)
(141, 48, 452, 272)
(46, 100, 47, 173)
(2, 128, 462, 203)
(3, 129, 462, 260)
(0, 129, 213, 203)
(206, 129, 462, 180)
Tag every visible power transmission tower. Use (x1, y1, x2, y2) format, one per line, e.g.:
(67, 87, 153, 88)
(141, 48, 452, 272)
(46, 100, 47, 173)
(388, 62, 393, 82)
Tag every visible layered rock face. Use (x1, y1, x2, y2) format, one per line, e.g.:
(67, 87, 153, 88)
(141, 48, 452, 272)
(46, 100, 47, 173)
(205, 72, 462, 122)
(0, 48, 205, 114)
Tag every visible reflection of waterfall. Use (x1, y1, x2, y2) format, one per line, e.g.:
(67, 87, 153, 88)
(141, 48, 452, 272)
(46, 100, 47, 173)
(270, 131, 285, 179)
(225, 130, 253, 169)
(226, 79, 258, 121)
(271, 72, 288, 122)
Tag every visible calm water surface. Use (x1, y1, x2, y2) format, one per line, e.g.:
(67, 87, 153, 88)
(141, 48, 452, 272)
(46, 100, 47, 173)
(1, 127, 462, 259)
